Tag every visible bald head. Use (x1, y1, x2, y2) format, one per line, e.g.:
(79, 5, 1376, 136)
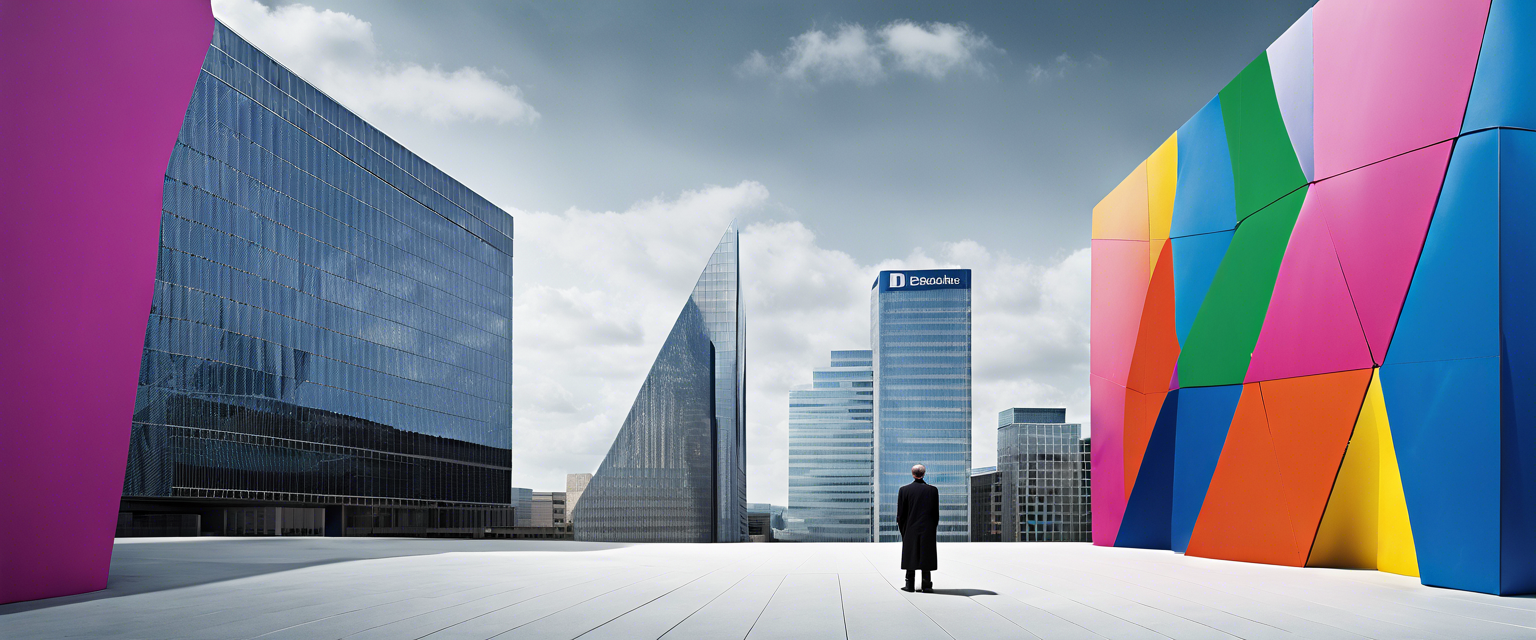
(911, 464, 926, 479)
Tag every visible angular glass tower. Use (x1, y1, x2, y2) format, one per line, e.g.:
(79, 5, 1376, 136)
(122, 23, 514, 534)
(871, 269, 972, 542)
(787, 350, 875, 542)
(573, 225, 745, 542)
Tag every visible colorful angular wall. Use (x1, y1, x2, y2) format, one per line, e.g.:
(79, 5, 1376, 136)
(1091, 0, 1536, 596)
(0, 1, 213, 604)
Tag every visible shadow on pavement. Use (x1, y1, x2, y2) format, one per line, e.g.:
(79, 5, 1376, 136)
(925, 588, 998, 597)
(0, 537, 629, 614)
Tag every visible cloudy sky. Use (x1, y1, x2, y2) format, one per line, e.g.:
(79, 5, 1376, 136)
(214, 0, 1314, 505)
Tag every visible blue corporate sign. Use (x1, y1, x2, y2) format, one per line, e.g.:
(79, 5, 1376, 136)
(873, 268, 971, 292)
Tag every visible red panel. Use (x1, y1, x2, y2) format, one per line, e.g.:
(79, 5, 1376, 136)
(1091, 375, 1128, 546)
(1260, 369, 1374, 564)
(1186, 384, 1301, 565)
(1092, 240, 1152, 386)
(1127, 237, 1180, 393)
(1245, 191, 1373, 382)
(1123, 388, 1168, 497)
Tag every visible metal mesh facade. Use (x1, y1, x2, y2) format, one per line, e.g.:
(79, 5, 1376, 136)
(998, 409, 1091, 542)
(871, 270, 972, 542)
(693, 224, 747, 542)
(787, 349, 874, 542)
(572, 301, 716, 542)
(123, 23, 514, 512)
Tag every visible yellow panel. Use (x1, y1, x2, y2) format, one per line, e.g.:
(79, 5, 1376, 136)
(1150, 238, 1167, 275)
(1147, 133, 1177, 241)
(1306, 369, 1420, 576)
(1306, 369, 1381, 569)
(1374, 370, 1420, 577)
(1092, 160, 1150, 241)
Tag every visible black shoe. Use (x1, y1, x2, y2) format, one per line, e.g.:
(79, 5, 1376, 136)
(921, 584, 933, 593)
(901, 583, 915, 592)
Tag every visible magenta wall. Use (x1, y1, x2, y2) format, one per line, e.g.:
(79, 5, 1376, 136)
(0, 0, 212, 604)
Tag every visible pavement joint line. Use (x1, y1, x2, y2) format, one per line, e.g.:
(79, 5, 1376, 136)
(406, 569, 639, 639)
(649, 558, 773, 640)
(1017, 548, 1366, 639)
(945, 556, 1176, 639)
(740, 573, 787, 640)
(485, 568, 669, 639)
(978, 551, 1284, 639)
(576, 557, 763, 640)
(857, 547, 958, 640)
(335, 565, 578, 638)
(1055, 553, 1457, 639)
(247, 569, 565, 638)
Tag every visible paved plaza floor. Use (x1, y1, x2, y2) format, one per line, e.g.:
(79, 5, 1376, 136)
(3, 538, 1535, 639)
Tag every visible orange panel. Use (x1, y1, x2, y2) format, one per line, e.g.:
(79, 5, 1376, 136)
(1260, 368, 1373, 565)
(1126, 238, 1179, 394)
(1092, 161, 1150, 241)
(1123, 388, 1168, 496)
(1185, 384, 1301, 565)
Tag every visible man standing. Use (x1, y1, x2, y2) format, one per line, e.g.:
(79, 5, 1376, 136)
(896, 464, 940, 592)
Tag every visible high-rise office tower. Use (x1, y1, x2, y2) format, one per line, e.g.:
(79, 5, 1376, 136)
(787, 349, 875, 542)
(120, 22, 514, 537)
(871, 269, 972, 542)
(573, 225, 745, 542)
(997, 408, 1091, 542)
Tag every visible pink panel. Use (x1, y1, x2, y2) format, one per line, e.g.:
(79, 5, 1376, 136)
(1091, 374, 1128, 546)
(1313, 0, 1489, 178)
(0, 1, 212, 604)
(1245, 192, 1373, 382)
(1318, 141, 1454, 364)
(1091, 240, 1151, 387)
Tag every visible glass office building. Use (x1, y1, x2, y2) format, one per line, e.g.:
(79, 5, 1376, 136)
(787, 349, 875, 542)
(573, 226, 745, 542)
(871, 269, 972, 542)
(120, 23, 515, 536)
(997, 408, 1091, 542)
(694, 223, 747, 542)
(971, 466, 1001, 542)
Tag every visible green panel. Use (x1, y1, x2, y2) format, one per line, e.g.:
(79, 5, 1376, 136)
(1220, 53, 1307, 220)
(1176, 186, 1307, 387)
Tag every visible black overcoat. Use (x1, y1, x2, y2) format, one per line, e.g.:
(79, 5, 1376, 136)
(896, 478, 940, 571)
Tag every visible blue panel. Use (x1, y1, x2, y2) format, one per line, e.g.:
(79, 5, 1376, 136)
(1171, 230, 1235, 347)
(1171, 97, 1238, 238)
(1380, 358, 1502, 595)
(1170, 384, 1243, 553)
(1500, 129, 1536, 595)
(1463, 0, 1536, 132)
(1116, 390, 1178, 549)
(1384, 130, 1500, 365)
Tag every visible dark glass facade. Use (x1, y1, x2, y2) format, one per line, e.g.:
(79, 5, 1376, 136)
(997, 408, 1091, 542)
(571, 301, 716, 542)
(573, 226, 744, 542)
(872, 269, 972, 542)
(122, 23, 514, 528)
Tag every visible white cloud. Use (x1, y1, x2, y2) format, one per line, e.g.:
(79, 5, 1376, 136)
(512, 181, 1090, 507)
(1027, 52, 1108, 83)
(213, 0, 538, 124)
(740, 20, 999, 84)
(880, 21, 995, 79)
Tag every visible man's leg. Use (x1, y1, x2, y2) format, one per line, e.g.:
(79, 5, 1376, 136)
(921, 570, 932, 592)
(903, 569, 915, 592)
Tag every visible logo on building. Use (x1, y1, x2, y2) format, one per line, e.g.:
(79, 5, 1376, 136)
(890, 273, 905, 288)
